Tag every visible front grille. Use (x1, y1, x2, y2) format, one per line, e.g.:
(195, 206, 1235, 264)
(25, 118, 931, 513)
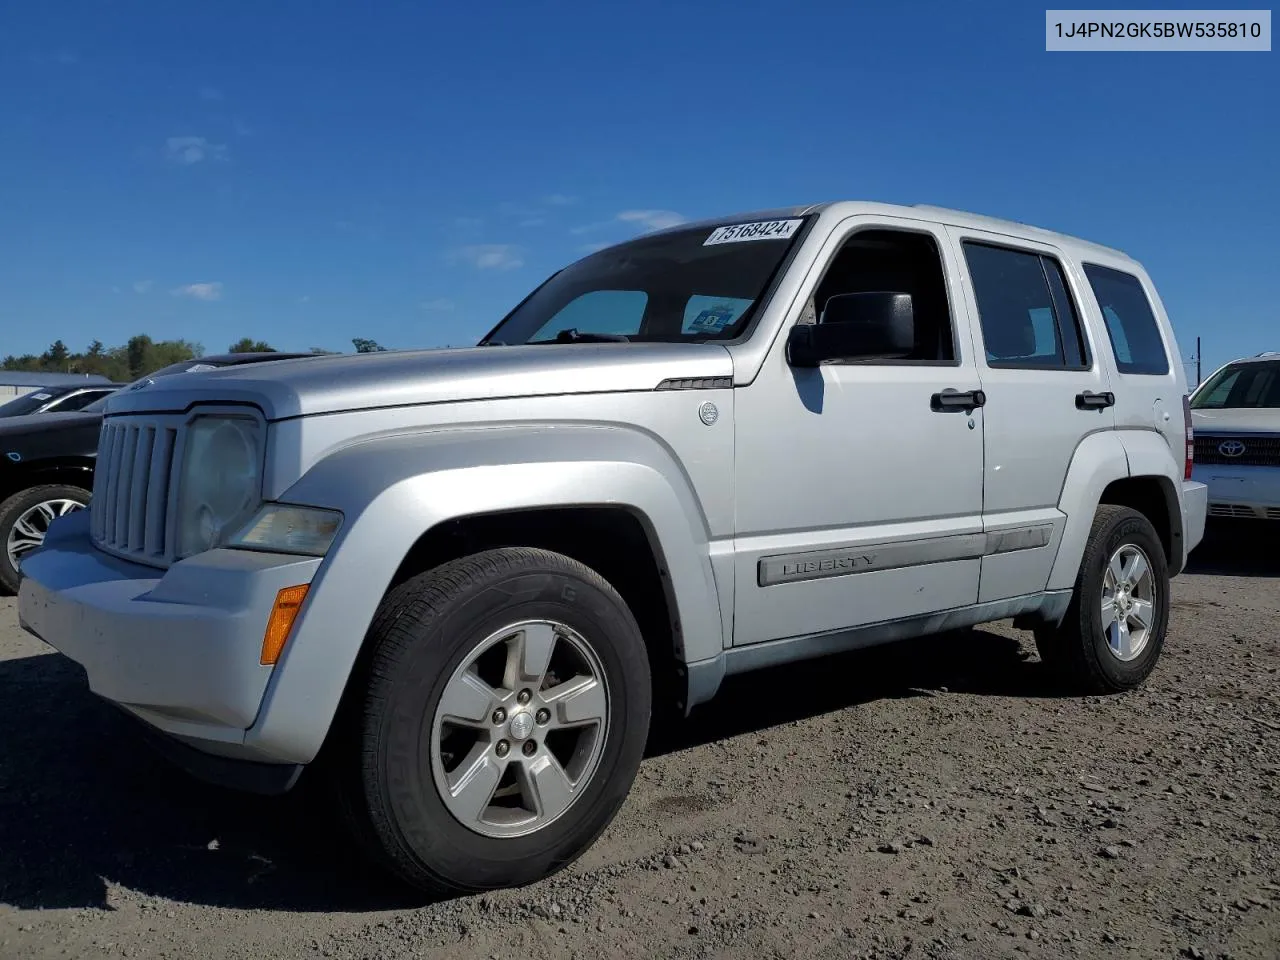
(1194, 433, 1280, 467)
(91, 418, 181, 565)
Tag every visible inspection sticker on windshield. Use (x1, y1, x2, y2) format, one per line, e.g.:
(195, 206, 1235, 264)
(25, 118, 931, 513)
(704, 218, 802, 245)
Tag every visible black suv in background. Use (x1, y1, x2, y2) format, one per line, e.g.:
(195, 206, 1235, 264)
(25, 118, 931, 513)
(0, 352, 312, 592)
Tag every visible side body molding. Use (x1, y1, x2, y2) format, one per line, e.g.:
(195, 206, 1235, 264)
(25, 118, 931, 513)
(243, 423, 727, 764)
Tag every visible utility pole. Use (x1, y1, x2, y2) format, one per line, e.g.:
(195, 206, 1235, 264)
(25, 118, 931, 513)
(1195, 336, 1201, 386)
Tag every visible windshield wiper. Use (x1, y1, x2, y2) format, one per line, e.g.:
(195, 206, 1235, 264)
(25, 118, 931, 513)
(548, 328, 631, 344)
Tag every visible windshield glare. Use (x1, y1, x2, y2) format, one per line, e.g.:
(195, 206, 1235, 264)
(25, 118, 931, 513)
(1190, 359, 1280, 409)
(482, 216, 810, 346)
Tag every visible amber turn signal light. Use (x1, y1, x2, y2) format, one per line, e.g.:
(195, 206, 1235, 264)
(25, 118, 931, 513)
(260, 584, 309, 665)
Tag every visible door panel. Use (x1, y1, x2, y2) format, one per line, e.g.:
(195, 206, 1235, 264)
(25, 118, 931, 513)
(943, 226, 1116, 603)
(732, 216, 986, 646)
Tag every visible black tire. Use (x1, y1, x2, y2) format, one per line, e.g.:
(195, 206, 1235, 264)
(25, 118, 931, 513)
(1035, 505, 1170, 694)
(0, 484, 91, 594)
(334, 546, 652, 897)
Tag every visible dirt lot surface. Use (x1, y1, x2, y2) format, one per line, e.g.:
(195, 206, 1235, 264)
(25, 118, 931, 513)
(1, 530, 1277, 960)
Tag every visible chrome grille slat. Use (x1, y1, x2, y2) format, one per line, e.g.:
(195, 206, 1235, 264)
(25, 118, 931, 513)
(127, 426, 155, 552)
(100, 425, 126, 545)
(144, 427, 176, 557)
(113, 427, 139, 551)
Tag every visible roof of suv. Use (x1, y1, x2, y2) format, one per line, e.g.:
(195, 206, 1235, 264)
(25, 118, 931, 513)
(649, 200, 1136, 264)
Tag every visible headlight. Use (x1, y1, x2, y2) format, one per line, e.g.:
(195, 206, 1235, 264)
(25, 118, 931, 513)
(225, 504, 342, 556)
(175, 415, 263, 558)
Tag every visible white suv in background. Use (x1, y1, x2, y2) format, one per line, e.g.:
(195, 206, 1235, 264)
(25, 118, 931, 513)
(1190, 352, 1280, 522)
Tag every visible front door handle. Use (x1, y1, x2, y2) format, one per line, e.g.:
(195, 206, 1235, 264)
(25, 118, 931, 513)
(931, 388, 986, 412)
(1076, 390, 1116, 410)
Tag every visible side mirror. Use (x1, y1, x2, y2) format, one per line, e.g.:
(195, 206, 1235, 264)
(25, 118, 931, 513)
(786, 292, 915, 367)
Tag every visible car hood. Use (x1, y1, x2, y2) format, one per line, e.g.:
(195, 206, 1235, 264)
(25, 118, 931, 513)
(103, 343, 736, 420)
(1190, 408, 1280, 434)
(0, 410, 102, 438)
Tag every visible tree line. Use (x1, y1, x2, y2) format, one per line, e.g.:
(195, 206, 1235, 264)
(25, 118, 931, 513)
(1, 335, 389, 381)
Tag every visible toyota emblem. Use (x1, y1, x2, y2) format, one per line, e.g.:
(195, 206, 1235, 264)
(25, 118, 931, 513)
(1218, 439, 1246, 458)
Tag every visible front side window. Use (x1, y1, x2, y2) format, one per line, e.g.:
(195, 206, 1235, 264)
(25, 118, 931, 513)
(1082, 264, 1170, 375)
(1191, 360, 1280, 409)
(809, 228, 957, 363)
(962, 241, 1090, 370)
(481, 216, 811, 345)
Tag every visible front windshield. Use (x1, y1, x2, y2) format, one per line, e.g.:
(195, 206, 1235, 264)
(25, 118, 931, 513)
(481, 216, 811, 346)
(0, 389, 65, 418)
(83, 359, 225, 412)
(1190, 359, 1280, 409)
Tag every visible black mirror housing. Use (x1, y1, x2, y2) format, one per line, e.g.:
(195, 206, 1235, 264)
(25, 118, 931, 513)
(786, 292, 916, 367)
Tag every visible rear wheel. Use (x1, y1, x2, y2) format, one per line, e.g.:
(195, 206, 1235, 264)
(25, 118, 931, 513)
(1035, 505, 1170, 694)
(0, 484, 90, 593)
(335, 547, 652, 896)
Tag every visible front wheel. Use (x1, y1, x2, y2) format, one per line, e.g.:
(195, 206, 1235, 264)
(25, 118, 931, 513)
(336, 547, 652, 896)
(0, 484, 90, 593)
(1035, 505, 1171, 694)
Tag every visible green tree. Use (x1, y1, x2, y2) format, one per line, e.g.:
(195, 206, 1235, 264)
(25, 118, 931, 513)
(41, 340, 71, 371)
(229, 338, 275, 353)
(352, 337, 387, 353)
(309, 346, 340, 355)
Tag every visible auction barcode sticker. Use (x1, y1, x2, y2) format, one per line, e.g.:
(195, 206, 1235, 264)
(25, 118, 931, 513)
(704, 219, 803, 245)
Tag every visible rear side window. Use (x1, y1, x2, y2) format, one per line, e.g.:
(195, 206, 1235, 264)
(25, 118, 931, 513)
(961, 242, 1090, 370)
(1082, 264, 1170, 375)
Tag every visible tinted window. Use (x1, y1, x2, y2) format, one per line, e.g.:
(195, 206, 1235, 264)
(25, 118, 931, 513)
(962, 242, 1090, 370)
(811, 229, 956, 363)
(1190, 360, 1280, 409)
(50, 389, 112, 412)
(483, 217, 810, 345)
(1082, 264, 1170, 375)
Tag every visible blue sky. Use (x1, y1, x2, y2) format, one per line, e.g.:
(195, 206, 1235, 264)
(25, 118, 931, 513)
(1, 1, 1275, 378)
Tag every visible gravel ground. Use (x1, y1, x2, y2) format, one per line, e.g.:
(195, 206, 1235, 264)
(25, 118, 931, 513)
(1, 527, 1277, 960)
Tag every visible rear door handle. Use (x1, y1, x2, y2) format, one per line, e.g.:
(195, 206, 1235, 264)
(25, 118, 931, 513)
(1076, 390, 1116, 410)
(931, 388, 986, 412)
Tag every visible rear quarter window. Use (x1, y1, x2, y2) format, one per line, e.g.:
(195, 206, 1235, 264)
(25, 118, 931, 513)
(1082, 264, 1170, 376)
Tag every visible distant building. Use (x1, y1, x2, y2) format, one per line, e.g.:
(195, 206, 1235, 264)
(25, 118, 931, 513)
(0, 371, 114, 401)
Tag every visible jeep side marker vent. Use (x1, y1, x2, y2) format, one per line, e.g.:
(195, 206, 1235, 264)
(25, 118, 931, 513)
(655, 377, 732, 391)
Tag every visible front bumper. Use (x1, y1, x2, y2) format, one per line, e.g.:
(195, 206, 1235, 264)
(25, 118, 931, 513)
(18, 510, 321, 779)
(1191, 463, 1280, 521)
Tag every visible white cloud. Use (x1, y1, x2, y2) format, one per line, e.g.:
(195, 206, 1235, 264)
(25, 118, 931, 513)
(132, 279, 153, 294)
(199, 85, 224, 102)
(420, 298, 455, 312)
(297, 295, 311, 304)
(577, 242, 611, 254)
(543, 193, 577, 206)
(171, 282, 223, 301)
(164, 136, 228, 165)
(518, 218, 546, 228)
(456, 244, 523, 271)
(617, 209, 686, 231)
